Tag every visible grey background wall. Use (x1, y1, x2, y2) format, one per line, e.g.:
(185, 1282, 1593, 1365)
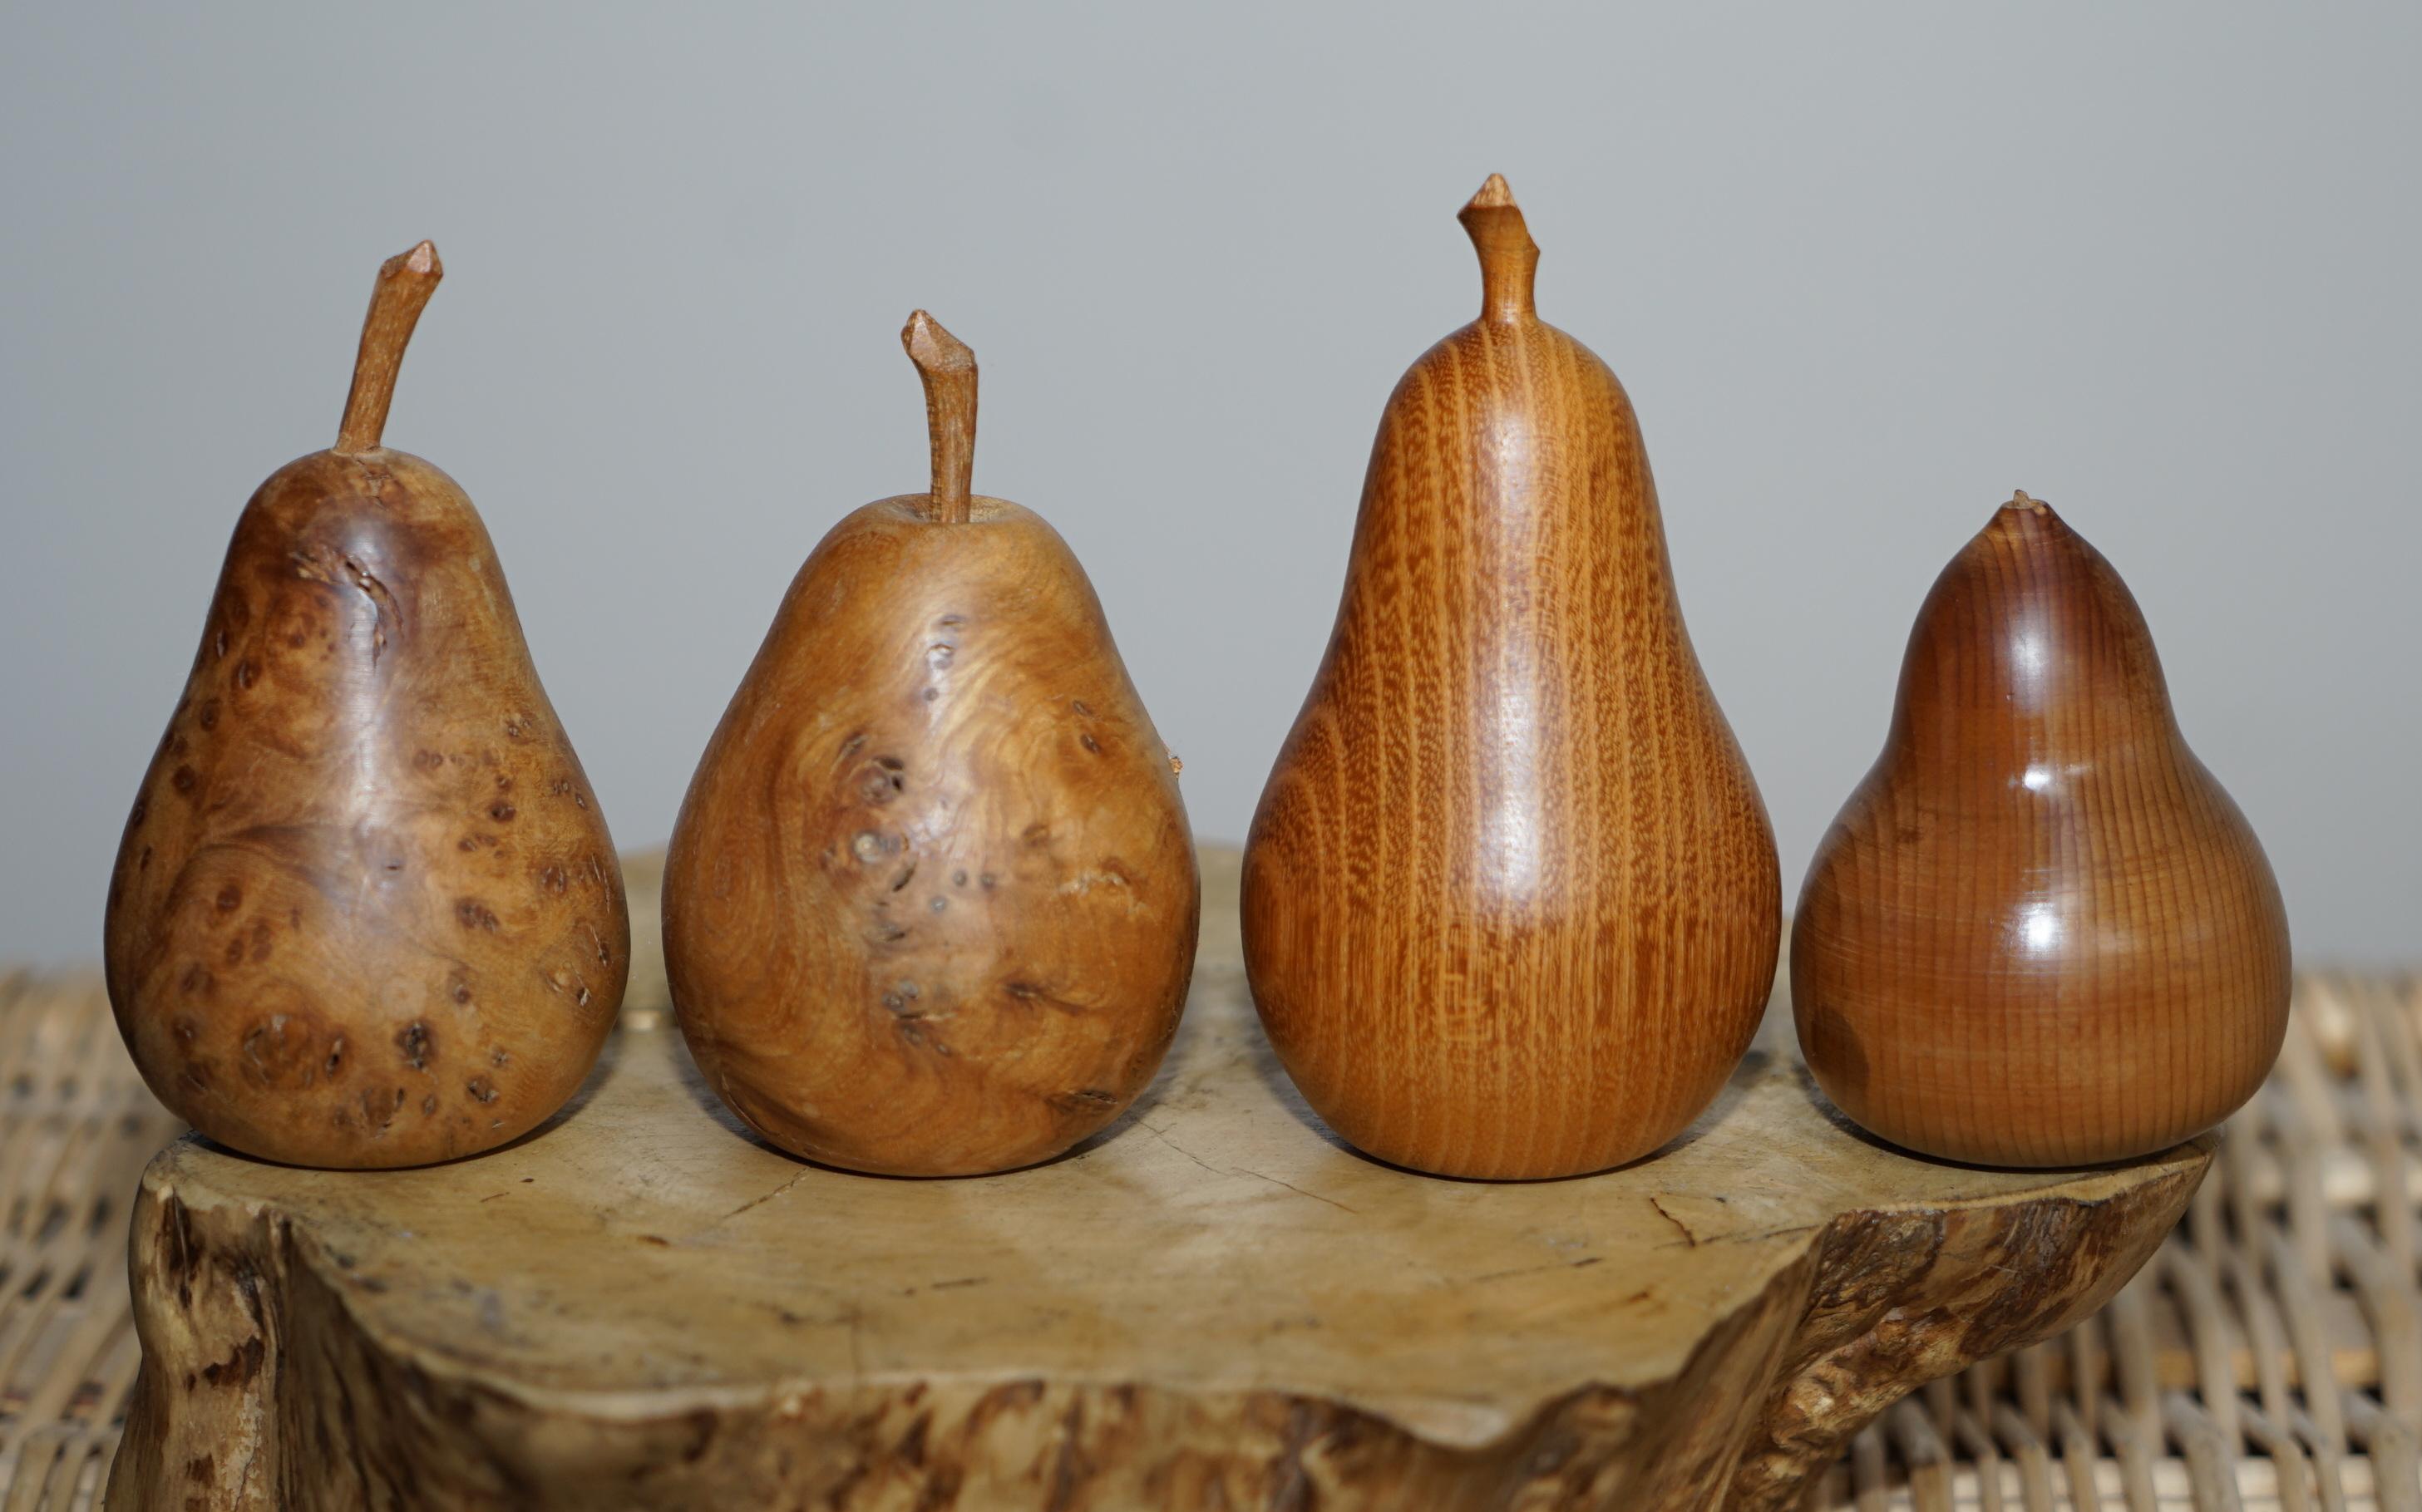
(2, 4, 2415, 966)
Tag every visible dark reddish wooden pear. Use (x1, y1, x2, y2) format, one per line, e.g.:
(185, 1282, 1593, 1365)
(662, 313, 1197, 1178)
(1793, 492, 2291, 1167)
(1242, 176, 1782, 1180)
(105, 244, 629, 1169)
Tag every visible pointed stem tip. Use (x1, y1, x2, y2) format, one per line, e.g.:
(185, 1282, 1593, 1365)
(901, 310, 978, 524)
(336, 241, 444, 454)
(1458, 173, 1538, 323)
(1990, 490, 2068, 539)
(1466, 172, 1519, 210)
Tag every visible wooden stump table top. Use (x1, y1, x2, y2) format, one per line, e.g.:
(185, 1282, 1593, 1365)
(111, 851, 2209, 1510)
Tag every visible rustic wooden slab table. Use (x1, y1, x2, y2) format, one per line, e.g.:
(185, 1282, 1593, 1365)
(110, 851, 2207, 1510)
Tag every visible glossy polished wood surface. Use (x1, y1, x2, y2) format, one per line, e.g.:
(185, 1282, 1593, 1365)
(104, 243, 629, 1169)
(663, 313, 1198, 1178)
(1242, 177, 1781, 1180)
(1793, 492, 2291, 1167)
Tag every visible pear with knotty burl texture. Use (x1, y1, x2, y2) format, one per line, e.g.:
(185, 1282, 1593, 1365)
(1793, 491, 2290, 1167)
(105, 244, 629, 1169)
(1243, 176, 1781, 1180)
(663, 313, 1197, 1177)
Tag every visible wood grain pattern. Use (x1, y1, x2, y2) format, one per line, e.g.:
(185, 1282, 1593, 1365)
(1793, 491, 2291, 1167)
(1241, 175, 1781, 1180)
(102, 242, 629, 1170)
(905, 310, 976, 525)
(661, 312, 1197, 1177)
(105, 850, 2210, 1512)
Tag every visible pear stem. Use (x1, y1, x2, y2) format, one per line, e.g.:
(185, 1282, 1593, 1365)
(1458, 174, 1538, 324)
(336, 241, 443, 454)
(901, 311, 977, 524)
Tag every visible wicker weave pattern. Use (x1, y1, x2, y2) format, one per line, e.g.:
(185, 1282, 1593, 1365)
(1, 969, 2415, 1510)
(1817, 974, 2422, 1511)
(0, 973, 175, 1511)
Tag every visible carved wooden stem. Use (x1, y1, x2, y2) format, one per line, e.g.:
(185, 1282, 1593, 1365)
(335, 241, 443, 455)
(1458, 173, 1538, 324)
(901, 310, 977, 524)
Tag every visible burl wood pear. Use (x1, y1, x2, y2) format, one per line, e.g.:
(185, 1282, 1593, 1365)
(1243, 177, 1781, 1180)
(662, 313, 1197, 1177)
(1793, 492, 2290, 1167)
(104, 243, 629, 1169)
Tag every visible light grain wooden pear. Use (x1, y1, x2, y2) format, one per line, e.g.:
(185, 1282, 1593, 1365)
(1793, 492, 2291, 1166)
(105, 243, 629, 1169)
(662, 313, 1198, 1178)
(1243, 177, 1782, 1180)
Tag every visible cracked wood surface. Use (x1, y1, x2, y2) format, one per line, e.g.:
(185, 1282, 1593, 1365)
(111, 850, 2208, 1510)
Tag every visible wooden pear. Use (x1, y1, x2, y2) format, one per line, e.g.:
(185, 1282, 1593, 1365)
(662, 313, 1198, 1178)
(1242, 177, 1782, 1180)
(105, 244, 629, 1169)
(1793, 491, 2290, 1167)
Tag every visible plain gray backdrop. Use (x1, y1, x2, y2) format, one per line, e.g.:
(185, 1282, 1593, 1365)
(3, 4, 2415, 966)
